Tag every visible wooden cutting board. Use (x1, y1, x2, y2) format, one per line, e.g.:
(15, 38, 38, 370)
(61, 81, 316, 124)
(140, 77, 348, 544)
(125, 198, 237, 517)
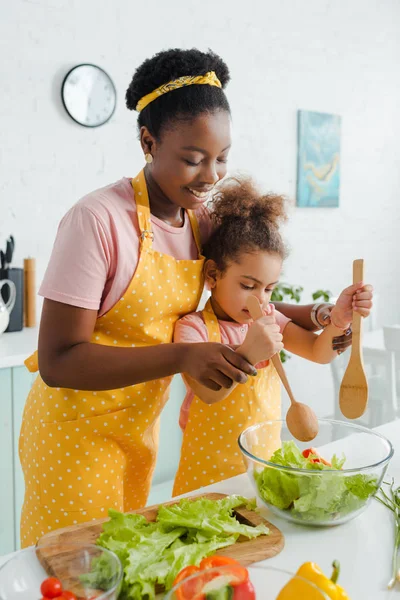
(38, 493, 284, 575)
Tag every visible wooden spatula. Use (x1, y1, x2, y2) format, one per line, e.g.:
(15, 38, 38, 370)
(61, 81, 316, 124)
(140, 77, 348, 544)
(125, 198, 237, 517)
(339, 259, 369, 419)
(247, 296, 319, 442)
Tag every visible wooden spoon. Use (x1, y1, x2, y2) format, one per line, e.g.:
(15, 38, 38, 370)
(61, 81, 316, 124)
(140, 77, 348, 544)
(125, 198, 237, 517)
(246, 296, 319, 442)
(339, 259, 369, 418)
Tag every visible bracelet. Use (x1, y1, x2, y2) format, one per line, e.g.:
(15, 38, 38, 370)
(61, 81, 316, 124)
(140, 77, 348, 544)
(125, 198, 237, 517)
(311, 303, 332, 330)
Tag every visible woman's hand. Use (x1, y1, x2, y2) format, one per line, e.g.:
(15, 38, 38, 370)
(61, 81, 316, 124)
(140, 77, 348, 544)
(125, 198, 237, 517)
(182, 343, 257, 391)
(330, 283, 373, 330)
(237, 306, 283, 365)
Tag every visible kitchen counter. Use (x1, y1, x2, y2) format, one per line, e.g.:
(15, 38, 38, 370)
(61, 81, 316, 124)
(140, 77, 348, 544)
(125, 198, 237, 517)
(1, 418, 399, 597)
(0, 327, 38, 368)
(196, 419, 400, 599)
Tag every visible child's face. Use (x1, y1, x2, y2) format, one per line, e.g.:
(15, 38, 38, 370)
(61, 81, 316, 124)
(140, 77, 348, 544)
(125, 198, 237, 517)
(207, 251, 283, 323)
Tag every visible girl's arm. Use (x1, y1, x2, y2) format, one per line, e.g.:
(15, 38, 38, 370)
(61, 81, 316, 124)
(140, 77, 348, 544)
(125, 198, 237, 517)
(282, 321, 345, 363)
(38, 299, 256, 391)
(282, 283, 373, 363)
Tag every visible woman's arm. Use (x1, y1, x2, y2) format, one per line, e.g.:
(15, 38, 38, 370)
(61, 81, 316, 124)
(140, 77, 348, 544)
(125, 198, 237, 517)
(38, 299, 256, 391)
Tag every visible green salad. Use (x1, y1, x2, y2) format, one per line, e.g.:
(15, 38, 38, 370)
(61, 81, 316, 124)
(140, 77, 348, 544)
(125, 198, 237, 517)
(83, 495, 269, 600)
(254, 441, 379, 523)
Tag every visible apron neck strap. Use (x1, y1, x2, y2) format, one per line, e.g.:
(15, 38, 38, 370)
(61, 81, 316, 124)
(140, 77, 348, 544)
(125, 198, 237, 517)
(131, 169, 204, 256)
(131, 170, 154, 248)
(187, 210, 203, 256)
(203, 298, 222, 343)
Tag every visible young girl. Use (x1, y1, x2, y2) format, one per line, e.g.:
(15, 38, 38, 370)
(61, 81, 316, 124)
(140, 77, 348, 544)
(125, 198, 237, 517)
(173, 178, 373, 495)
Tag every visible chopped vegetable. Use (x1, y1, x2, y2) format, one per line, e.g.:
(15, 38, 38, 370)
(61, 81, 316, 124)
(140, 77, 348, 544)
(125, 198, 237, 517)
(255, 441, 378, 522)
(173, 556, 255, 600)
(302, 447, 332, 466)
(87, 495, 268, 599)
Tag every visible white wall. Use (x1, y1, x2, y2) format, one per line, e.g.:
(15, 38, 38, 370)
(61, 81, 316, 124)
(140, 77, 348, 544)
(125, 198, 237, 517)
(1, 0, 400, 418)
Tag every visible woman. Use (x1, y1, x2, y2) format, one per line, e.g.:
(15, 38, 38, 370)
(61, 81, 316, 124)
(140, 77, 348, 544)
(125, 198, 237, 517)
(19, 48, 348, 547)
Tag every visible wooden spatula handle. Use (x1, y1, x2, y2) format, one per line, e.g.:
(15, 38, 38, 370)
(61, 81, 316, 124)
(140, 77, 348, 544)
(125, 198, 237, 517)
(351, 259, 364, 358)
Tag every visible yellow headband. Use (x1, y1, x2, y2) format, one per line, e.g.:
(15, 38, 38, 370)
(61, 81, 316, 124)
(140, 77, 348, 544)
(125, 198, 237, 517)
(136, 71, 222, 113)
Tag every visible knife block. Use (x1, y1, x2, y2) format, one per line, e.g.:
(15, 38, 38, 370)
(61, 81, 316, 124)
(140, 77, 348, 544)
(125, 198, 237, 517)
(0, 267, 24, 332)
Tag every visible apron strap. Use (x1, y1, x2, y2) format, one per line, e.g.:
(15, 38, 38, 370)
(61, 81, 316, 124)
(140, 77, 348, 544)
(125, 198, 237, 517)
(203, 299, 222, 343)
(131, 170, 154, 250)
(187, 210, 203, 256)
(131, 170, 204, 256)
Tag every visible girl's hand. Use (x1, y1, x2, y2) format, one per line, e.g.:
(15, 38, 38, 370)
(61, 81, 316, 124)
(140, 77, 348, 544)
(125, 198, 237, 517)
(330, 283, 373, 330)
(237, 306, 284, 365)
(182, 343, 257, 391)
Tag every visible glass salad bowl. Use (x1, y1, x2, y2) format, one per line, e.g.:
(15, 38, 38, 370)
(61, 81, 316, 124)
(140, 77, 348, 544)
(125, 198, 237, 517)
(0, 543, 123, 600)
(163, 564, 331, 599)
(239, 419, 393, 526)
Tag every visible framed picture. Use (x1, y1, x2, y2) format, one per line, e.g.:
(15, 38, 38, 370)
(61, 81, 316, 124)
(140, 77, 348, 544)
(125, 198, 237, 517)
(296, 110, 341, 207)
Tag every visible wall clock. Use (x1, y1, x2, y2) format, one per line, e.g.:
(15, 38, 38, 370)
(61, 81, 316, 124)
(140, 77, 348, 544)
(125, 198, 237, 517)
(61, 64, 116, 127)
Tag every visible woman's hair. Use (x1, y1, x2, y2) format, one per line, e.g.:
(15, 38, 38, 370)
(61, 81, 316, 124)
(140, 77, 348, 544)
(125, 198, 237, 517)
(204, 177, 288, 272)
(126, 48, 231, 139)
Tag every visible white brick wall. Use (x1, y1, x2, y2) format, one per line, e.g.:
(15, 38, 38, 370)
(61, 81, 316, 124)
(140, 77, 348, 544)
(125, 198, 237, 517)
(1, 0, 400, 416)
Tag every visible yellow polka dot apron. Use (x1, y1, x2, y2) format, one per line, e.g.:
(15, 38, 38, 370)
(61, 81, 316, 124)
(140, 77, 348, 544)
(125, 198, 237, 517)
(173, 300, 282, 496)
(19, 169, 205, 547)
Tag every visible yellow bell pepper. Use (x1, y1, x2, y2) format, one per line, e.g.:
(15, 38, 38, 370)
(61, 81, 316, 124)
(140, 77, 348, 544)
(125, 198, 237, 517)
(276, 561, 350, 599)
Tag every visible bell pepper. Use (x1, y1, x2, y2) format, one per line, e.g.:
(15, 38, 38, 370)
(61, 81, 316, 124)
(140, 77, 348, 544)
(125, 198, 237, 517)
(173, 556, 255, 600)
(276, 561, 350, 599)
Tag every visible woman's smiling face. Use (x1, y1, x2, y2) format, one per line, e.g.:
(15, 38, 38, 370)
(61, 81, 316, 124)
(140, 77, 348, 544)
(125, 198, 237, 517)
(141, 109, 232, 211)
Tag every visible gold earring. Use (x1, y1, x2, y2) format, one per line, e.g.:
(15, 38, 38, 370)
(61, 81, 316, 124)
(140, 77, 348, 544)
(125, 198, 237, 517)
(145, 153, 153, 164)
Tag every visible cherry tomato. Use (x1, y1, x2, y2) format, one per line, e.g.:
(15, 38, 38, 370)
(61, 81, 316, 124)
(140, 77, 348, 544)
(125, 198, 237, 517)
(40, 577, 63, 599)
(60, 592, 77, 600)
(233, 579, 256, 600)
(200, 556, 240, 570)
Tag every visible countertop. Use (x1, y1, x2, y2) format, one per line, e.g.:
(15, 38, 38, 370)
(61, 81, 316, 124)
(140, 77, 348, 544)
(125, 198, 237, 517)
(0, 326, 38, 369)
(1, 419, 399, 598)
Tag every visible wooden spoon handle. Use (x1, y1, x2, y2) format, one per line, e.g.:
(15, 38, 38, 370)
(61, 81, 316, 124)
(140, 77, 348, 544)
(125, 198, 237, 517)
(351, 259, 364, 358)
(246, 296, 297, 406)
(270, 354, 297, 406)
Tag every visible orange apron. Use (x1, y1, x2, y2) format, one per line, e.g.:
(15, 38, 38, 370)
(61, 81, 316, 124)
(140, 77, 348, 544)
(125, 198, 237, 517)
(19, 170, 204, 547)
(173, 299, 281, 496)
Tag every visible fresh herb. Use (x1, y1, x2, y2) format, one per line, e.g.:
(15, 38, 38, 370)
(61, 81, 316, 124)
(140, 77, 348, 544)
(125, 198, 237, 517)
(87, 495, 268, 600)
(255, 441, 378, 523)
(375, 480, 400, 589)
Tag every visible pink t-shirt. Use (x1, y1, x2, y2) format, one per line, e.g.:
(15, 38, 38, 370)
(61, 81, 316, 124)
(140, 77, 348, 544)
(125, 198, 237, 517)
(174, 308, 290, 430)
(39, 178, 212, 316)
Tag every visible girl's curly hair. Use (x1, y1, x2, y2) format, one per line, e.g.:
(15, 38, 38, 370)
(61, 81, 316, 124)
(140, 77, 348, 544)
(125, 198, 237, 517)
(203, 177, 288, 272)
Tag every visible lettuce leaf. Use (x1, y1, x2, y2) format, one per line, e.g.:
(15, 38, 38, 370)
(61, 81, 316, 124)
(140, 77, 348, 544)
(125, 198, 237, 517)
(87, 495, 268, 599)
(255, 441, 379, 522)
